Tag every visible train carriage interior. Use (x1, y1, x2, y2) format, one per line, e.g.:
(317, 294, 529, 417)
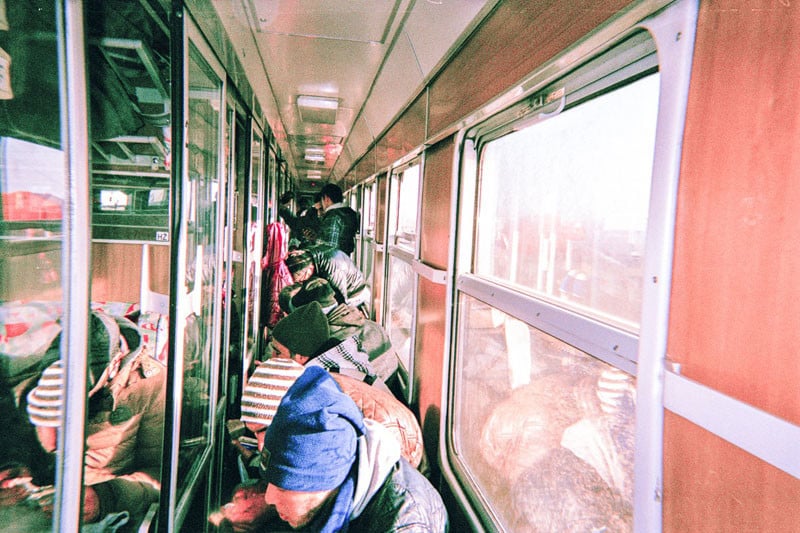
(1, 0, 799, 531)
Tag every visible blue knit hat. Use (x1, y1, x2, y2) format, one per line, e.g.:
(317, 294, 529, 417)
(263, 366, 365, 491)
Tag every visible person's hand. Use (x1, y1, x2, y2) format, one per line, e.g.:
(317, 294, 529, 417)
(209, 481, 276, 533)
(0, 465, 33, 507)
(82, 485, 101, 522)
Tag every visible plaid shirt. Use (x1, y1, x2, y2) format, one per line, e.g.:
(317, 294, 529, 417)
(317, 203, 359, 255)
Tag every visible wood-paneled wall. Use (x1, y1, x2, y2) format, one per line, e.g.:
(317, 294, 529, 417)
(665, 1, 800, 530)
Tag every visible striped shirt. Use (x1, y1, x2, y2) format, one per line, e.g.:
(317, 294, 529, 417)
(240, 358, 305, 427)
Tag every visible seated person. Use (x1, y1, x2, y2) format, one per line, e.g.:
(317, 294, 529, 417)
(239, 358, 306, 453)
(26, 311, 166, 527)
(284, 246, 370, 313)
(269, 302, 390, 391)
(288, 277, 398, 383)
(263, 367, 446, 531)
(219, 367, 448, 532)
(214, 364, 427, 531)
(239, 359, 423, 468)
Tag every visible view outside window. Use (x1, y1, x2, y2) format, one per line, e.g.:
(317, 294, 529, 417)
(385, 162, 420, 381)
(453, 66, 659, 531)
(453, 294, 636, 531)
(476, 74, 659, 332)
(388, 164, 419, 250)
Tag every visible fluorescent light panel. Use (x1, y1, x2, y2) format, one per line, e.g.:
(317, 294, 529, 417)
(297, 95, 338, 124)
(297, 95, 338, 110)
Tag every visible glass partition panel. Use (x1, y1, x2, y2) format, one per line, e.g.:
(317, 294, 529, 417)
(476, 74, 659, 332)
(243, 129, 264, 371)
(175, 40, 223, 487)
(0, 2, 63, 529)
(453, 292, 636, 532)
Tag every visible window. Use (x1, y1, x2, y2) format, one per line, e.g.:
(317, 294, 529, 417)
(385, 160, 421, 399)
(449, 31, 660, 532)
(387, 163, 420, 250)
(476, 73, 658, 332)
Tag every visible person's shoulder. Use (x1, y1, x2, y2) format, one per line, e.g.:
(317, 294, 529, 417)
(356, 459, 448, 532)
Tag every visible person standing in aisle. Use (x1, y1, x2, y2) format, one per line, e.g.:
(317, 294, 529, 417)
(315, 183, 359, 256)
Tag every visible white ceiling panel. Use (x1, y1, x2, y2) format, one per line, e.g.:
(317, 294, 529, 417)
(346, 115, 374, 163)
(200, 0, 494, 189)
(363, 32, 423, 141)
(248, 0, 402, 43)
(404, 0, 492, 77)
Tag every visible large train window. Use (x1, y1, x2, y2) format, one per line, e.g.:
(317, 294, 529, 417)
(476, 73, 658, 332)
(449, 30, 660, 532)
(385, 160, 421, 399)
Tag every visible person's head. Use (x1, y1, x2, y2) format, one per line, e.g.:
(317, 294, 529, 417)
(262, 367, 365, 529)
(270, 302, 332, 364)
(320, 183, 343, 208)
(292, 277, 338, 313)
(279, 191, 294, 206)
(285, 248, 315, 283)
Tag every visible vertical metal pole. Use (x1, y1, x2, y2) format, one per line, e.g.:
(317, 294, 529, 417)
(58, 0, 91, 530)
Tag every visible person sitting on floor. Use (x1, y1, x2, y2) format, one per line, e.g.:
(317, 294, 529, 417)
(212, 362, 428, 531)
(263, 367, 446, 532)
(26, 311, 166, 528)
(269, 301, 391, 391)
(287, 277, 398, 385)
(284, 246, 370, 314)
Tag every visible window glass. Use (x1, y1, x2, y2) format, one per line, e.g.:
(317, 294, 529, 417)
(388, 163, 419, 250)
(476, 74, 659, 331)
(177, 42, 223, 486)
(243, 130, 263, 371)
(385, 255, 414, 371)
(364, 181, 376, 238)
(0, 3, 63, 529)
(453, 293, 635, 531)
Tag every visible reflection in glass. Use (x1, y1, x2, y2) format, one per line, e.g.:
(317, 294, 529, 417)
(0, 2, 62, 530)
(385, 255, 414, 371)
(476, 74, 659, 332)
(453, 293, 635, 532)
(177, 44, 223, 486)
(243, 131, 263, 372)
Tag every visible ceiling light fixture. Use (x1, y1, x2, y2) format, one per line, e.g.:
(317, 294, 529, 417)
(304, 146, 326, 162)
(297, 95, 338, 124)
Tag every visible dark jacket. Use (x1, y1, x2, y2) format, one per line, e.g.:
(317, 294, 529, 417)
(279, 206, 320, 246)
(349, 459, 449, 533)
(308, 245, 370, 309)
(317, 204, 359, 255)
(327, 304, 398, 383)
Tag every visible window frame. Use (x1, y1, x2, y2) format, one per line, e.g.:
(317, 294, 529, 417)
(383, 157, 423, 402)
(441, 1, 700, 530)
